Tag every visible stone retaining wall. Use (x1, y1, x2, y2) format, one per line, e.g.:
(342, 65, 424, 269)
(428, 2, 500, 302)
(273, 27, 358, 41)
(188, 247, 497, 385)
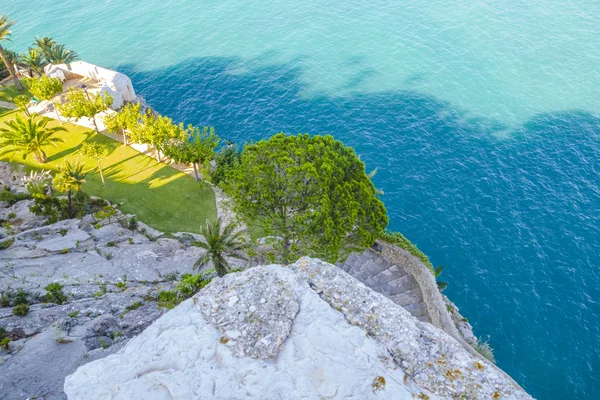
(377, 240, 527, 391)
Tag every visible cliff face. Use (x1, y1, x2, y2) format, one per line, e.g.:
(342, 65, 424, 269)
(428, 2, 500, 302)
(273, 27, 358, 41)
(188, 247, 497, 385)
(65, 259, 533, 400)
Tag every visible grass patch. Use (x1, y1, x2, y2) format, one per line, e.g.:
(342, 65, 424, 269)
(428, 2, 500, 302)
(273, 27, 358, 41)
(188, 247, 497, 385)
(0, 83, 32, 103)
(0, 113, 217, 233)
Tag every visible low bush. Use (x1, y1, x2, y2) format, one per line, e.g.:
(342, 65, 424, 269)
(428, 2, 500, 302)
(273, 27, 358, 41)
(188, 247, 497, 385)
(0, 238, 14, 250)
(0, 189, 30, 206)
(472, 338, 496, 363)
(44, 282, 67, 305)
(13, 304, 29, 316)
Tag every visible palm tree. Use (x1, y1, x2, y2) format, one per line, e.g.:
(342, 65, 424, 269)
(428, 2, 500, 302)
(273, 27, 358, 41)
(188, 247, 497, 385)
(33, 36, 56, 62)
(53, 160, 87, 215)
(0, 115, 65, 163)
(20, 48, 45, 76)
(194, 218, 247, 277)
(0, 14, 23, 91)
(47, 44, 78, 65)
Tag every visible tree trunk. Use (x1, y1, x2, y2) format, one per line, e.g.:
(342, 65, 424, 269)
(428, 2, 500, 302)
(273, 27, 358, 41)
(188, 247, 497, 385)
(51, 100, 63, 124)
(0, 46, 23, 91)
(98, 159, 105, 184)
(121, 128, 127, 146)
(155, 146, 161, 162)
(34, 150, 48, 164)
(92, 116, 99, 133)
(193, 162, 200, 181)
(67, 189, 72, 215)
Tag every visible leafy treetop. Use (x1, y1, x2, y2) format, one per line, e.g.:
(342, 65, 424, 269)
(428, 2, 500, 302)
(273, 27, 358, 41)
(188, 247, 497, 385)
(225, 133, 388, 262)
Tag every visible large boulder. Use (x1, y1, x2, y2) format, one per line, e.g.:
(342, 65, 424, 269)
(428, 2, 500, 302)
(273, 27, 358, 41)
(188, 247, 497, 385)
(64, 259, 533, 400)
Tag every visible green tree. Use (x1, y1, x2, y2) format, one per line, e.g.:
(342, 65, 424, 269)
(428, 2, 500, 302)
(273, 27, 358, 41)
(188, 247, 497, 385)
(226, 133, 388, 262)
(80, 141, 108, 184)
(58, 88, 113, 133)
(0, 15, 23, 91)
(20, 48, 46, 76)
(53, 160, 87, 216)
(194, 218, 246, 277)
(13, 94, 30, 116)
(129, 112, 180, 161)
(47, 44, 78, 65)
(164, 126, 220, 181)
(33, 36, 56, 63)
(210, 142, 241, 186)
(0, 115, 65, 163)
(27, 75, 64, 122)
(103, 102, 140, 146)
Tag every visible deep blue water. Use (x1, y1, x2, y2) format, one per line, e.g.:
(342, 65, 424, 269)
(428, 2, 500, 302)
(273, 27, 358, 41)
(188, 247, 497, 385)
(119, 58, 600, 399)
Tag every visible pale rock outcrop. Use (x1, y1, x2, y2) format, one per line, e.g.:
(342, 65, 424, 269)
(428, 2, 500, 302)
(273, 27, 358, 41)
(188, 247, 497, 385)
(64, 259, 533, 400)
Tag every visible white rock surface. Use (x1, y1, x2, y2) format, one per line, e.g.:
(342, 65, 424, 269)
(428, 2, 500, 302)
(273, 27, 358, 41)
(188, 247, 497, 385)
(64, 261, 533, 400)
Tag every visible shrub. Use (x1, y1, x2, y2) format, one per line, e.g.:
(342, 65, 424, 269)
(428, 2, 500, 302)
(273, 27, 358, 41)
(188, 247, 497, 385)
(127, 216, 138, 231)
(13, 304, 29, 316)
(44, 282, 67, 305)
(12, 289, 29, 306)
(473, 338, 495, 363)
(95, 205, 117, 223)
(106, 241, 117, 247)
(67, 310, 80, 318)
(0, 337, 10, 350)
(115, 281, 127, 290)
(0, 189, 30, 206)
(7, 212, 16, 219)
(0, 238, 14, 250)
(157, 290, 179, 309)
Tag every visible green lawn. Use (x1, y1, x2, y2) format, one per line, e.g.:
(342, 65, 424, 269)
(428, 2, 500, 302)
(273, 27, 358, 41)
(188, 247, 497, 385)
(0, 82, 32, 102)
(0, 109, 217, 233)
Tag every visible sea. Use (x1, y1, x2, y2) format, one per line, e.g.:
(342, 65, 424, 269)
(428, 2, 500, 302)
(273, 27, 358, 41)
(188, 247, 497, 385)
(5, 1, 600, 398)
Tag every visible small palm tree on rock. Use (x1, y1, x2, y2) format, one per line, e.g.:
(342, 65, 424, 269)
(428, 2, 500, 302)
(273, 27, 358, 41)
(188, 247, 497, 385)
(0, 115, 65, 163)
(194, 218, 247, 277)
(53, 160, 87, 216)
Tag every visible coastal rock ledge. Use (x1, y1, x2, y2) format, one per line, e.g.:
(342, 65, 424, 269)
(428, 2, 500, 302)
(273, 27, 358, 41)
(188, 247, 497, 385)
(65, 258, 533, 400)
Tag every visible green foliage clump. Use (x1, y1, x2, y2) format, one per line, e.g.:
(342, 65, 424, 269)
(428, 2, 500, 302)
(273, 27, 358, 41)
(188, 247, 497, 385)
(103, 102, 141, 146)
(0, 188, 31, 205)
(94, 205, 117, 223)
(225, 133, 388, 262)
(473, 338, 496, 363)
(210, 142, 241, 186)
(0, 337, 10, 350)
(26, 75, 63, 102)
(0, 238, 14, 250)
(44, 282, 67, 305)
(127, 216, 138, 231)
(0, 115, 66, 163)
(57, 88, 113, 133)
(13, 303, 29, 316)
(115, 281, 127, 290)
(379, 230, 435, 274)
(67, 310, 80, 318)
(129, 112, 181, 162)
(157, 270, 215, 309)
(163, 126, 220, 181)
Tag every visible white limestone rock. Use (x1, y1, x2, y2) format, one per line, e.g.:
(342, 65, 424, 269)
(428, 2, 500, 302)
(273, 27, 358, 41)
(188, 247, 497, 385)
(64, 260, 533, 400)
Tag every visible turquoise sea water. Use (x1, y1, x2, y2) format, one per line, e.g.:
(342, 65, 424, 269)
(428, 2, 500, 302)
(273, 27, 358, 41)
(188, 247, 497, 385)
(6, 1, 600, 398)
